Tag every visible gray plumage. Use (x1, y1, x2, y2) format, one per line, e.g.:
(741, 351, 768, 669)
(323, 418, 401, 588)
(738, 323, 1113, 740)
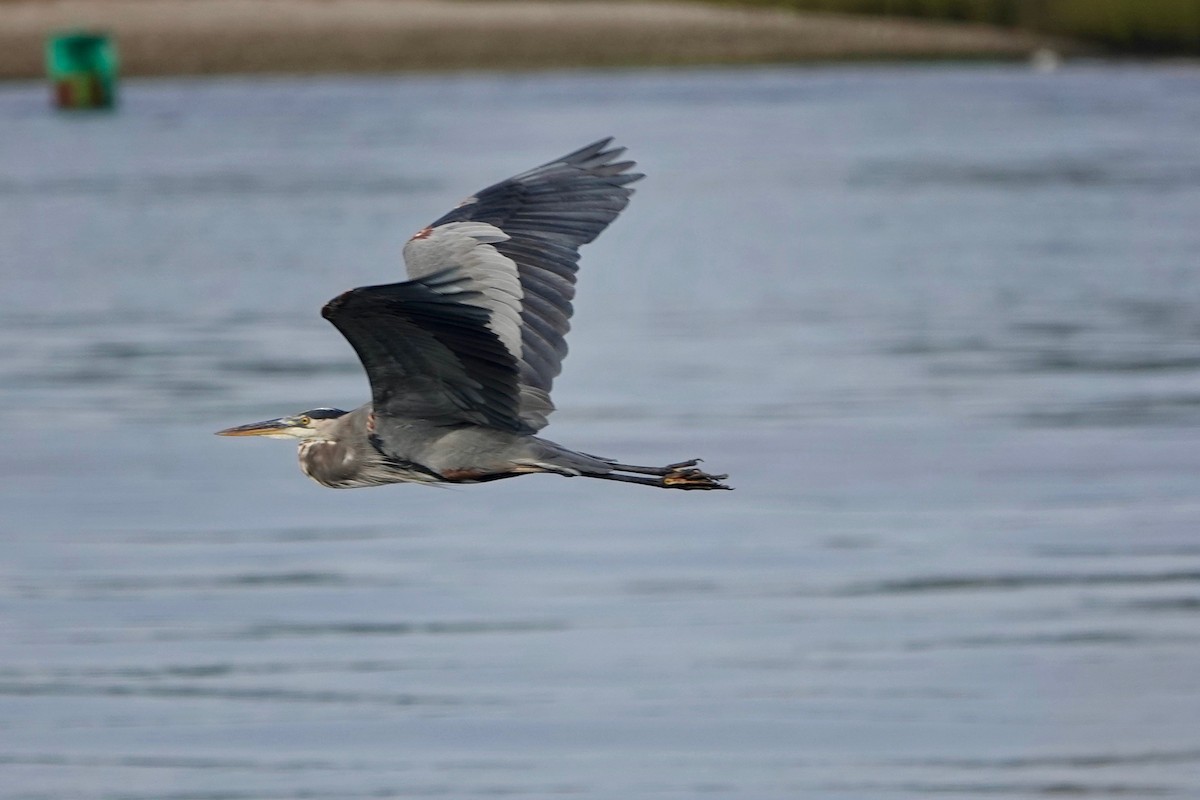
(217, 139, 730, 491)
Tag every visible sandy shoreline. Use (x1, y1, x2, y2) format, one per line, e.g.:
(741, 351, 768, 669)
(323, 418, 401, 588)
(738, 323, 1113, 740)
(0, 0, 1068, 79)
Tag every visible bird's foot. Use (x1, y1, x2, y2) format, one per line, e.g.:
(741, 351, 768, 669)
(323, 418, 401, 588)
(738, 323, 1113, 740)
(592, 457, 732, 490)
(662, 460, 731, 491)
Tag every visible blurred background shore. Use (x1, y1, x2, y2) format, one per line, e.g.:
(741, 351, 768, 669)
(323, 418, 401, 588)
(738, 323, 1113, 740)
(0, 0, 1147, 79)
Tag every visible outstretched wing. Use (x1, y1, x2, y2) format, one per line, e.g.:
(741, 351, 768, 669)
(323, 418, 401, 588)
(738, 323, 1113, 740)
(322, 267, 526, 432)
(403, 138, 642, 430)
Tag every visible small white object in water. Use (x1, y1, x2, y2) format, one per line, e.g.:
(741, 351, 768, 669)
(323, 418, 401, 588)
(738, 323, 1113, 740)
(1031, 48, 1061, 73)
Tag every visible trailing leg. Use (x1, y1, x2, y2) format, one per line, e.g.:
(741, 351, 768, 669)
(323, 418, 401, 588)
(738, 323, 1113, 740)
(514, 439, 732, 490)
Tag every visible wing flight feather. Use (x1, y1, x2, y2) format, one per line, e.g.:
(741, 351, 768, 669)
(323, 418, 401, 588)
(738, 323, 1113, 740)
(402, 138, 642, 430)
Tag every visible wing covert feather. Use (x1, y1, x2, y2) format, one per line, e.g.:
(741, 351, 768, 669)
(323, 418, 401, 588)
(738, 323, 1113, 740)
(322, 270, 527, 433)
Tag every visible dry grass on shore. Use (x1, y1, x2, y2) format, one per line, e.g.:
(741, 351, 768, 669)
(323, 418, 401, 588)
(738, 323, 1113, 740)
(735, 0, 1200, 54)
(0, 0, 1068, 79)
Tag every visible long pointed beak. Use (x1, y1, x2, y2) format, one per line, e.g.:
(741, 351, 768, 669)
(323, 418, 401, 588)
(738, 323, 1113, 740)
(215, 417, 291, 437)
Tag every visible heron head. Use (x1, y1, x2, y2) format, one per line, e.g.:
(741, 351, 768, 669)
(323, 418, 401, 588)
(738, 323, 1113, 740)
(216, 408, 347, 440)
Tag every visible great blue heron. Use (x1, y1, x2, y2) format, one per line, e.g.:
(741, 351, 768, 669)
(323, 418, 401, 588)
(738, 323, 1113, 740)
(217, 139, 729, 491)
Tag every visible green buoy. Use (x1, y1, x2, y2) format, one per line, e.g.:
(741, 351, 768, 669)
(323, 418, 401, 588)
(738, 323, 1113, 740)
(46, 32, 118, 110)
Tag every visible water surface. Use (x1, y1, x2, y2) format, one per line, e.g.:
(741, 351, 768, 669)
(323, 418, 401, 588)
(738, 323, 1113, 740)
(2, 64, 1200, 799)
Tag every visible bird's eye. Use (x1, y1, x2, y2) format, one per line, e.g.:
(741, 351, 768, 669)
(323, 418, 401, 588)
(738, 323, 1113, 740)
(299, 416, 311, 426)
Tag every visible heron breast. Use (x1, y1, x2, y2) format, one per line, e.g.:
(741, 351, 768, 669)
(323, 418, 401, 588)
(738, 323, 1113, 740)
(298, 440, 359, 488)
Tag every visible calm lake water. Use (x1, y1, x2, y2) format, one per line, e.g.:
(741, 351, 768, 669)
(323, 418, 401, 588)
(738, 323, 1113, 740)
(2, 63, 1200, 799)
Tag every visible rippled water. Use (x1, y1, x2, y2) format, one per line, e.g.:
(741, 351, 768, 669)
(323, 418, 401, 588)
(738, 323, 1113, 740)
(2, 64, 1200, 799)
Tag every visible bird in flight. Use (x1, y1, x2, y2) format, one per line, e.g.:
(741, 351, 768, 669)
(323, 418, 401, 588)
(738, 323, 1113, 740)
(217, 139, 730, 491)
